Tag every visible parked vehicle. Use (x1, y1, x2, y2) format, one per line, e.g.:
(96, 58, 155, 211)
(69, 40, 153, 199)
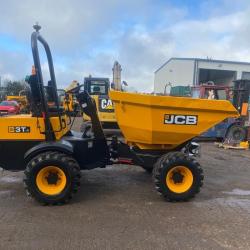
(6, 93, 29, 114)
(170, 85, 233, 139)
(192, 85, 232, 139)
(0, 100, 20, 115)
(63, 80, 80, 115)
(223, 79, 250, 144)
(82, 77, 117, 128)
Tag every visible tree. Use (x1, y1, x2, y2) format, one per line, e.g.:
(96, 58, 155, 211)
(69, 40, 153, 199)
(4, 80, 28, 96)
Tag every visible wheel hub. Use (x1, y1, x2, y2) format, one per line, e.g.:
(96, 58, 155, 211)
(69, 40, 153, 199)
(46, 172, 60, 185)
(172, 171, 184, 184)
(36, 166, 67, 195)
(166, 166, 194, 193)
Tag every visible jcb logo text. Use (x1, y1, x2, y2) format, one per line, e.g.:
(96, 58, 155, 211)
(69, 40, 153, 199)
(164, 114, 198, 125)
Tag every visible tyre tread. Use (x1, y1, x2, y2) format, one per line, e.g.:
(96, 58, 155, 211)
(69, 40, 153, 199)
(153, 151, 204, 202)
(23, 151, 81, 205)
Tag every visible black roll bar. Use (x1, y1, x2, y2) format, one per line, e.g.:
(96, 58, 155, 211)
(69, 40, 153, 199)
(30, 24, 63, 140)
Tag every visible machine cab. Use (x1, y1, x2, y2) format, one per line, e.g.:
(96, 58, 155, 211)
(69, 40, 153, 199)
(83, 77, 116, 124)
(84, 77, 110, 96)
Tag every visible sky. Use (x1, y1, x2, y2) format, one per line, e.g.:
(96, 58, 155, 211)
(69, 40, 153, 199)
(0, 0, 250, 92)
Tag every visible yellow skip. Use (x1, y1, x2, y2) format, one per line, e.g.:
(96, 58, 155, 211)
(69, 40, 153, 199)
(110, 91, 239, 150)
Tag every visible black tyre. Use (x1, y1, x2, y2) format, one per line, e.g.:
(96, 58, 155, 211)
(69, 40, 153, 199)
(224, 124, 247, 143)
(24, 151, 81, 205)
(153, 152, 204, 201)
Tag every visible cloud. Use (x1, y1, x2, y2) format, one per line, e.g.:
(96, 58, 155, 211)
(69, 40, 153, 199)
(0, 49, 32, 83)
(1, 0, 250, 92)
(169, 8, 250, 61)
(0, 0, 162, 51)
(114, 25, 175, 91)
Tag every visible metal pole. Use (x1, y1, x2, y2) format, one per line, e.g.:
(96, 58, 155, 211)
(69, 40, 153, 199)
(112, 61, 122, 91)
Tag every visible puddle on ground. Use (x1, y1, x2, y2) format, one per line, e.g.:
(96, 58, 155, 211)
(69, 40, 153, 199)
(216, 197, 250, 211)
(0, 176, 22, 183)
(195, 188, 250, 213)
(195, 197, 250, 213)
(223, 188, 250, 196)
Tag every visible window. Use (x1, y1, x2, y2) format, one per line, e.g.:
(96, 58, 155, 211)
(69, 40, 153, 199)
(242, 72, 250, 80)
(0, 101, 18, 106)
(192, 89, 200, 98)
(89, 81, 108, 95)
(216, 90, 227, 100)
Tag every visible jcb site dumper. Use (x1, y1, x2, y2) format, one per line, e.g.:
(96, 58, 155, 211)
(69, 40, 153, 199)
(0, 25, 239, 205)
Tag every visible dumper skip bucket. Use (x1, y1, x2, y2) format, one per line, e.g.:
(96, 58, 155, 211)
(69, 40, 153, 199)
(109, 91, 239, 150)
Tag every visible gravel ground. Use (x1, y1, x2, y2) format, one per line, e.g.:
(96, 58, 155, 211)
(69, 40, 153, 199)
(0, 119, 249, 250)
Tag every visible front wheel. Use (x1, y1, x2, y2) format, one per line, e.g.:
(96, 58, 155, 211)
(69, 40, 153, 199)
(24, 151, 81, 205)
(153, 152, 204, 201)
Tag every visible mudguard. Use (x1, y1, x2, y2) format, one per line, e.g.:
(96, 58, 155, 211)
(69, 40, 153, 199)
(24, 140, 74, 163)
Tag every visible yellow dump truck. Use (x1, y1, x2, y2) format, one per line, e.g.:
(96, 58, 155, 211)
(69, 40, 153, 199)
(63, 81, 80, 114)
(6, 95, 29, 113)
(0, 25, 240, 205)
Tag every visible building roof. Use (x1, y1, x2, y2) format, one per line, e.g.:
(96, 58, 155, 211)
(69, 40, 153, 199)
(154, 57, 250, 73)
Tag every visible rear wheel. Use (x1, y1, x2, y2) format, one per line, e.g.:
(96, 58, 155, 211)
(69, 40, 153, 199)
(24, 151, 81, 205)
(153, 152, 204, 201)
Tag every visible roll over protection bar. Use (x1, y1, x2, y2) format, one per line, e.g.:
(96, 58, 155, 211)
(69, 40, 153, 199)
(30, 24, 63, 140)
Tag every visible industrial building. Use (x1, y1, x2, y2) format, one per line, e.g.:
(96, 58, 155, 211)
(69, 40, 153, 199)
(154, 58, 250, 93)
